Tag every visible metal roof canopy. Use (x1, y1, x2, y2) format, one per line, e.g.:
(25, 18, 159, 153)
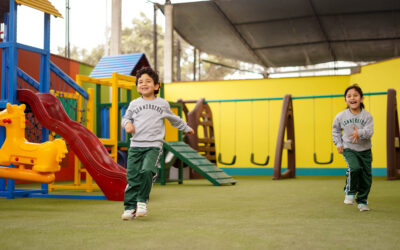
(161, 0, 400, 68)
(90, 53, 150, 78)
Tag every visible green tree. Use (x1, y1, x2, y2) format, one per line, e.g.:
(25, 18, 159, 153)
(57, 45, 88, 63)
(57, 11, 255, 81)
(121, 12, 164, 76)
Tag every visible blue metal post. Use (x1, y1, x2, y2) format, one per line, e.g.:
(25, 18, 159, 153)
(121, 106, 126, 141)
(0, 10, 9, 195)
(6, 179, 15, 199)
(101, 108, 110, 138)
(0, 0, 18, 199)
(39, 13, 51, 193)
(1, 13, 9, 102)
(7, 0, 17, 105)
(0, 178, 5, 192)
(0, 13, 9, 191)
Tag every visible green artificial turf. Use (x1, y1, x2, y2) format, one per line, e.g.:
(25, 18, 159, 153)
(1, 176, 399, 249)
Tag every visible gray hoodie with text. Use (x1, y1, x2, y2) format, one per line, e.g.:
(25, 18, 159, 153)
(121, 97, 191, 148)
(332, 109, 374, 152)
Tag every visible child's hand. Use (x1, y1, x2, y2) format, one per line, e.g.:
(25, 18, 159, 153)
(337, 146, 344, 154)
(348, 125, 359, 143)
(125, 122, 135, 133)
(186, 127, 195, 135)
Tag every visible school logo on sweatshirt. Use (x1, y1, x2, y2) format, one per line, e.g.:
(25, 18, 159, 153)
(133, 104, 164, 115)
(343, 118, 367, 127)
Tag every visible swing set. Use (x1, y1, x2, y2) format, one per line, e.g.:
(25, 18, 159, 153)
(217, 102, 237, 165)
(250, 100, 270, 166)
(211, 95, 294, 179)
(312, 97, 334, 165)
(206, 89, 396, 180)
(213, 98, 274, 167)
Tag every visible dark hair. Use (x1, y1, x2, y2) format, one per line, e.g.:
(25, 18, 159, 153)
(136, 67, 160, 95)
(344, 84, 365, 109)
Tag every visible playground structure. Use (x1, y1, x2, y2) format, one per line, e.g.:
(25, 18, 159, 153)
(0, 1, 236, 200)
(179, 98, 217, 163)
(0, 0, 75, 198)
(165, 98, 235, 185)
(0, 0, 128, 200)
(178, 98, 217, 179)
(48, 70, 137, 193)
(17, 88, 128, 200)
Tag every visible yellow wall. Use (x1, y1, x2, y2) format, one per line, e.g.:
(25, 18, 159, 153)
(164, 106, 180, 142)
(350, 57, 400, 168)
(164, 57, 400, 170)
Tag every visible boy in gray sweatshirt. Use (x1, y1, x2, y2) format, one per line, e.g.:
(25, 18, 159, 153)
(121, 67, 194, 220)
(332, 84, 373, 211)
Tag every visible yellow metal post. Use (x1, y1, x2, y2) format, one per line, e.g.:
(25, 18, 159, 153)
(109, 73, 119, 161)
(87, 88, 94, 132)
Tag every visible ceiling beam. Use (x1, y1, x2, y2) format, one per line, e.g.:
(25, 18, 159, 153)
(210, 1, 274, 68)
(393, 11, 400, 57)
(337, 15, 355, 62)
(308, 0, 336, 62)
(233, 9, 400, 26)
(288, 19, 311, 65)
(201, 59, 264, 76)
(253, 36, 400, 50)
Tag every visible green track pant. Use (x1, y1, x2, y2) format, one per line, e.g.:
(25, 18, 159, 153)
(124, 147, 162, 210)
(343, 148, 372, 205)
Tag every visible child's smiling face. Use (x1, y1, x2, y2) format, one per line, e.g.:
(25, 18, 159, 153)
(137, 73, 159, 99)
(345, 88, 364, 113)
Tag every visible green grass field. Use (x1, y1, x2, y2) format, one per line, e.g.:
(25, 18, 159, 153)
(1, 176, 399, 249)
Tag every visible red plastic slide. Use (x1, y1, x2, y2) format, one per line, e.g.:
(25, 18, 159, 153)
(17, 89, 127, 201)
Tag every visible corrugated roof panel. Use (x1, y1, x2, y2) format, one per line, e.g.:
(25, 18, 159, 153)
(16, 0, 62, 18)
(90, 53, 150, 78)
(162, 0, 400, 67)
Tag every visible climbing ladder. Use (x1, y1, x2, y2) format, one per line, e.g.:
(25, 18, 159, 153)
(163, 141, 236, 186)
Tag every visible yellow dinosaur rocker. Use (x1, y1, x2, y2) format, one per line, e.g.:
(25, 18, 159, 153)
(0, 103, 68, 183)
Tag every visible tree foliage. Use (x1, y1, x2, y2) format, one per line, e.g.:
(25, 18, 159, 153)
(57, 11, 252, 81)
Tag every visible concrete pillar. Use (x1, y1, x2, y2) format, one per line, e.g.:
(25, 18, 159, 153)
(153, 4, 158, 71)
(164, 1, 173, 83)
(65, 0, 70, 58)
(110, 0, 121, 55)
(193, 47, 196, 81)
(176, 36, 181, 81)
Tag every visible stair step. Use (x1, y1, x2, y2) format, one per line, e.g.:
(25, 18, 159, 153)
(164, 141, 236, 185)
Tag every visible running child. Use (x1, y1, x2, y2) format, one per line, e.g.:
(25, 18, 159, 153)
(332, 84, 374, 211)
(121, 67, 194, 220)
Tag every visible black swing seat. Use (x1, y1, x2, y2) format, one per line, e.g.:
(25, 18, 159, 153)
(313, 152, 333, 165)
(250, 153, 269, 166)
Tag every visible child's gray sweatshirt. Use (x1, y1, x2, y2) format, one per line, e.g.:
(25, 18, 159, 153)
(121, 97, 191, 148)
(332, 109, 374, 152)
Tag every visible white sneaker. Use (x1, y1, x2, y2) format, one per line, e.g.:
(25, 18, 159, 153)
(121, 209, 136, 220)
(358, 204, 370, 212)
(344, 195, 354, 205)
(136, 202, 147, 217)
